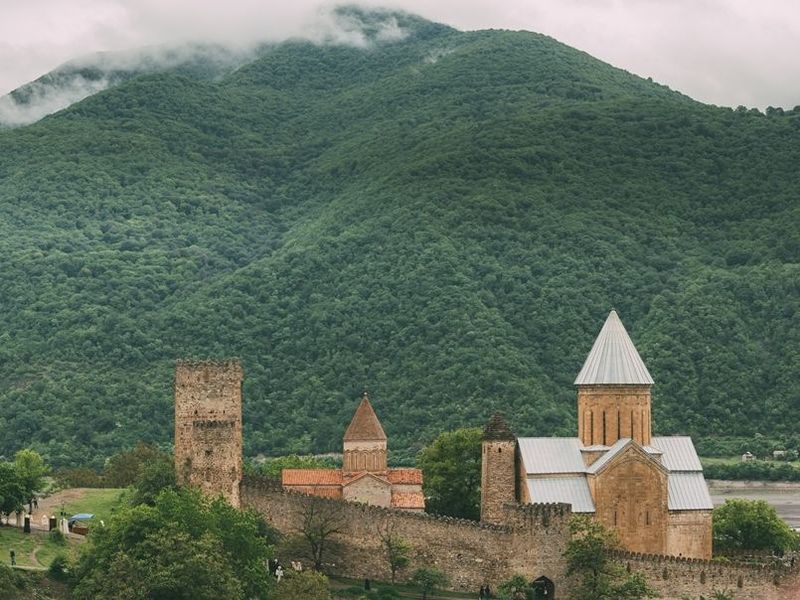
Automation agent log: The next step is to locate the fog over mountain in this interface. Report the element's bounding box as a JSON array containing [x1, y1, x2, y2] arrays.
[[2, 1, 799, 110]]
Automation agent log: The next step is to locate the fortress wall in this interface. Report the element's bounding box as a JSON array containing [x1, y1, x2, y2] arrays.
[[611, 551, 800, 600], [241, 476, 570, 592]]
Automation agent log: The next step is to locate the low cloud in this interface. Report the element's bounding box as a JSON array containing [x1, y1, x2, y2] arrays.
[[0, 76, 110, 128], [0, 1, 798, 114]]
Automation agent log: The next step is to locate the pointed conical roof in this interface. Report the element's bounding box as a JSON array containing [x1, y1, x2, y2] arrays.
[[574, 310, 654, 385], [343, 391, 387, 441], [483, 413, 515, 441]]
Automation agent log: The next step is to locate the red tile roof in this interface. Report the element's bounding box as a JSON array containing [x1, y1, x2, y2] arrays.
[[282, 469, 343, 486], [289, 486, 343, 500], [391, 490, 425, 509], [343, 393, 387, 441], [387, 468, 423, 485]]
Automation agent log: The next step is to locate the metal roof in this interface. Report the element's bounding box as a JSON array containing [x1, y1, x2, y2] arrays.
[[518, 438, 586, 474], [574, 310, 654, 385], [526, 476, 596, 513], [667, 472, 713, 510], [586, 438, 632, 474], [650, 437, 703, 472]]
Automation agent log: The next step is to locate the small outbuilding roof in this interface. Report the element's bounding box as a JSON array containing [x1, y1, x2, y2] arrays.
[[526, 476, 595, 513], [574, 310, 654, 385]]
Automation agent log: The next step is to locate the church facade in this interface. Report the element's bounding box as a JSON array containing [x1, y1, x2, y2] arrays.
[[282, 392, 425, 511], [481, 310, 713, 559]]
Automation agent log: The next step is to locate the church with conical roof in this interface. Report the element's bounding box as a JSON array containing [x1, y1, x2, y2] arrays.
[[481, 310, 713, 559], [282, 391, 425, 510]]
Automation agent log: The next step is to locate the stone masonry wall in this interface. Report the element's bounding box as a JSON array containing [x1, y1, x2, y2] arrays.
[[174, 360, 243, 507], [611, 551, 800, 600], [241, 476, 799, 598], [481, 439, 516, 524], [242, 476, 570, 593]]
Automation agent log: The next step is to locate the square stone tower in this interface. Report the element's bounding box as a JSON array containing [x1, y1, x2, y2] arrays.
[[174, 360, 243, 507]]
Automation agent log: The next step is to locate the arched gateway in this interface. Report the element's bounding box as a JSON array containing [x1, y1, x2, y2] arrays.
[[531, 575, 555, 599]]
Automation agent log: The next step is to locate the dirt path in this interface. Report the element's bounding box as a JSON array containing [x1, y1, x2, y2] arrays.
[[30, 488, 90, 529]]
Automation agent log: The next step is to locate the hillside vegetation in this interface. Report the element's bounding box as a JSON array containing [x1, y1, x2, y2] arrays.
[[0, 8, 798, 468]]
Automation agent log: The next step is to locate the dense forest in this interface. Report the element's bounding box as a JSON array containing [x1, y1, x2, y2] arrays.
[[0, 8, 798, 468]]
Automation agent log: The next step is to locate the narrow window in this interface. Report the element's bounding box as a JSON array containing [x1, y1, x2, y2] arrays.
[[646, 510, 650, 526], [630, 410, 634, 438], [617, 410, 621, 440], [589, 411, 594, 443], [602, 411, 607, 445], [614, 510, 618, 526]]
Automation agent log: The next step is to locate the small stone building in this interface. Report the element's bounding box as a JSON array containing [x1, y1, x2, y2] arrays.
[[482, 310, 713, 559], [282, 392, 425, 511]]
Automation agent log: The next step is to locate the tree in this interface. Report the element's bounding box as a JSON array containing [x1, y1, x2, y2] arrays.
[[297, 501, 344, 570], [498, 575, 530, 600], [104, 443, 166, 487], [378, 523, 411, 583], [411, 567, 449, 600], [13, 449, 49, 506], [417, 428, 482, 519], [564, 516, 656, 600], [130, 454, 177, 506], [72, 488, 272, 599], [0, 463, 25, 518], [713, 499, 799, 553], [275, 570, 332, 600]]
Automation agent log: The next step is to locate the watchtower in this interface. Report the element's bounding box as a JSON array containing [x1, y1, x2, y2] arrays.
[[174, 360, 243, 507], [480, 413, 517, 524]]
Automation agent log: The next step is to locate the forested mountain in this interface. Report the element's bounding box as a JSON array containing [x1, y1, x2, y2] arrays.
[[0, 8, 798, 468]]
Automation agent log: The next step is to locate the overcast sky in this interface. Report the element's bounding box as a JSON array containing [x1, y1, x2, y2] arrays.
[[1, 0, 798, 109]]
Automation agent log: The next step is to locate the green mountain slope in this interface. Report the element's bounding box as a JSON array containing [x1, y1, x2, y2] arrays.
[[0, 8, 798, 467]]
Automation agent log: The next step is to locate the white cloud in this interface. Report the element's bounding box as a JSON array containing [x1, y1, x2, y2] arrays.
[[0, 0, 798, 109]]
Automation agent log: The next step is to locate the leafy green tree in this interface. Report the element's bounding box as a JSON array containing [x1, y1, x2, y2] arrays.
[[13, 449, 49, 506], [565, 516, 657, 600], [0, 463, 25, 518], [498, 574, 530, 600], [130, 454, 177, 506], [378, 523, 411, 583], [275, 570, 331, 600], [104, 443, 167, 487], [411, 567, 449, 600], [72, 488, 272, 599], [417, 428, 482, 520], [245, 455, 337, 479], [713, 499, 799, 553]]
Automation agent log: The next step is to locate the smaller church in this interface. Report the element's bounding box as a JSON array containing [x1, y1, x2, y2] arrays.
[[282, 392, 425, 511], [481, 310, 713, 560]]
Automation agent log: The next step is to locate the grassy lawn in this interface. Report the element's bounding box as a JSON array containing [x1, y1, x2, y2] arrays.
[[701, 456, 800, 467], [56, 488, 125, 524], [0, 527, 75, 570]]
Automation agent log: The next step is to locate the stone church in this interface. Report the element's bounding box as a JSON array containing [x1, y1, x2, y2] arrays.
[[281, 392, 425, 511], [481, 310, 713, 559]]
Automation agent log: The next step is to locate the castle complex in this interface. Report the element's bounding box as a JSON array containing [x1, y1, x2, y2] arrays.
[[174, 312, 799, 598]]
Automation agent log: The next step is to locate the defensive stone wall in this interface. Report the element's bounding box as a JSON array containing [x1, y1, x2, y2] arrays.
[[241, 476, 799, 598], [610, 550, 800, 600], [241, 475, 570, 592]]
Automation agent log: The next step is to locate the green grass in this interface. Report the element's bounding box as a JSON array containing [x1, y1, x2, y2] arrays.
[[701, 456, 800, 467], [0, 527, 74, 569], [57, 488, 125, 524]]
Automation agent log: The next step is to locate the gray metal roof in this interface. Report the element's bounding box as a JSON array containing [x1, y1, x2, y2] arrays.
[[650, 437, 703, 472], [518, 438, 586, 475], [586, 438, 631, 474], [574, 310, 654, 385], [526, 476, 596, 512], [667, 472, 713, 510]]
